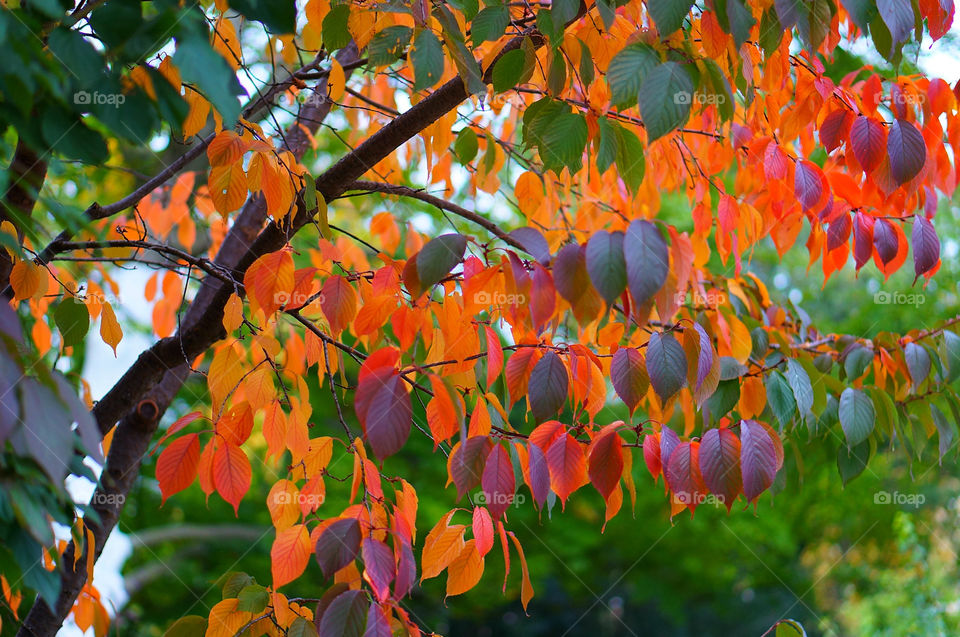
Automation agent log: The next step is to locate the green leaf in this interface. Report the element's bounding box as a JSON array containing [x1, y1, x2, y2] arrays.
[[54, 296, 90, 348], [537, 111, 587, 173], [596, 118, 619, 174], [221, 572, 254, 598], [288, 617, 319, 637], [839, 0, 878, 33], [725, 0, 757, 48], [638, 61, 694, 142], [89, 0, 142, 48], [624, 219, 667, 308], [843, 345, 873, 380], [606, 44, 659, 109], [163, 615, 208, 637], [229, 0, 296, 33], [585, 230, 627, 305], [47, 28, 103, 86], [839, 387, 875, 447], [471, 5, 510, 44], [765, 371, 797, 427], [785, 359, 814, 418], [368, 26, 412, 66], [700, 58, 734, 122], [759, 8, 785, 56], [173, 34, 245, 126], [454, 127, 479, 164], [705, 378, 740, 419], [615, 124, 646, 194], [646, 332, 688, 402], [412, 29, 445, 91], [492, 47, 533, 93], [546, 48, 567, 96], [41, 105, 108, 164], [237, 584, 270, 613], [322, 4, 353, 51], [931, 403, 955, 463], [942, 331, 960, 383], [416, 233, 468, 293], [648, 0, 695, 36], [904, 342, 931, 389], [837, 439, 870, 485]]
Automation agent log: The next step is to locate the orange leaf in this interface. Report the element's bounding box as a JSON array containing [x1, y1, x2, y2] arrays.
[[156, 433, 200, 503], [320, 275, 358, 335], [545, 432, 587, 506], [267, 480, 301, 530], [213, 442, 251, 515], [244, 250, 295, 318], [445, 539, 484, 598], [98, 302, 123, 356], [506, 531, 534, 612], [421, 511, 465, 580], [271, 524, 311, 588]]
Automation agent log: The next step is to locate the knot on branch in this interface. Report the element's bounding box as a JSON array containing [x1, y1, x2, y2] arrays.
[[135, 398, 160, 423]]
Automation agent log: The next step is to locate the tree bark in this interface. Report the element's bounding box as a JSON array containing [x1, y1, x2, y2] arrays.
[[1, 139, 47, 293]]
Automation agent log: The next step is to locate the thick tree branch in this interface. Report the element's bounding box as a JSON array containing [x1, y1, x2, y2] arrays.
[[1, 140, 48, 292]]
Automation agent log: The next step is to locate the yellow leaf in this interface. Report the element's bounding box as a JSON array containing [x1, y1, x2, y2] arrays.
[[328, 59, 346, 102], [446, 539, 484, 597], [421, 511, 465, 580], [348, 10, 377, 50], [223, 293, 243, 332], [0, 220, 18, 259], [205, 599, 252, 637], [183, 90, 211, 138], [99, 302, 123, 356], [157, 55, 181, 89], [211, 16, 242, 70], [10, 260, 45, 301], [208, 343, 245, 410]]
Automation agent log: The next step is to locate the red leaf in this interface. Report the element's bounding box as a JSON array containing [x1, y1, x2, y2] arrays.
[[763, 141, 788, 179], [530, 263, 556, 332], [526, 440, 551, 507], [364, 603, 392, 637], [481, 444, 515, 520], [527, 350, 569, 422], [740, 419, 778, 503], [472, 506, 495, 557], [156, 433, 200, 503], [912, 215, 941, 281], [483, 325, 504, 388], [393, 537, 416, 599], [794, 160, 826, 210], [316, 589, 368, 637], [528, 419, 564, 451], [698, 428, 742, 512], [361, 538, 395, 601], [819, 109, 853, 152], [355, 368, 411, 459], [505, 347, 541, 405], [611, 347, 649, 414], [449, 436, 493, 499], [546, 433, 586, 506], [849, 115, 887, 173], [887, 118, 926, 184], [213, 441, 251, 515], [643, 432, 662, 481], [587, 426, 624, 499], [664, 442, 707, 514], [660, 426, 681, 470], [826, 212, 851, 252], [853, 212, 875, 270], [320, 275, 358, 335], [874, 218, 899, 265], [315, 518, 362, 579]]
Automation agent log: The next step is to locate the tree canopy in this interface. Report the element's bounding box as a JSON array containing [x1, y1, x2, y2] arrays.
[[0, 0, 958, 635]]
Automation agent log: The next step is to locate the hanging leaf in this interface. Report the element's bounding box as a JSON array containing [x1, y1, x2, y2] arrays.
[[849, 115, 887, 173], [527, 350, 569, 422], [887, 118, 926, 184], [355, 368, 412, 459], [646, 332, 688, 401], [624, 219, 669, 309], [839, 387, 876, 447], [912, 216, 940, 280], [638, 61, 695, 142], [740, 420, 778, 503], [481, 444, 515, 520], [698, 427, 741, 511], [610, 347, 649, 414], [415, 233, 468, 294], [314, 518, 362, 579], [585, 230, 627, 305]]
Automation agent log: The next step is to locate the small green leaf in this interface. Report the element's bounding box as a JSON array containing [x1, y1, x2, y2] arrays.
[[606, 44, 659, 109], [236, 584, 270, 613], [54, 296, 90, 348], [837, 439, 870, 485], [322, 4, 352, 51], [163, 615, 208, 637], [765, 371, 797, 427], [839, 387, 875, 447], [416, 233, 468, 293], [648, 0, 695, 36], [471, 5, 509, 44], [229, 0, 297, 33], [454, 127, 479, 164]]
